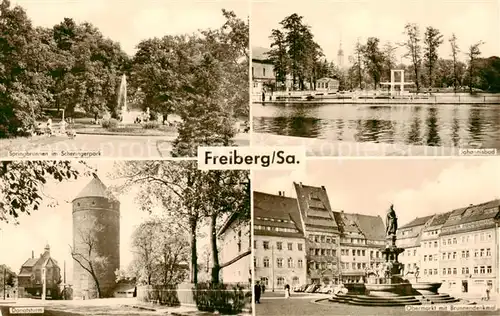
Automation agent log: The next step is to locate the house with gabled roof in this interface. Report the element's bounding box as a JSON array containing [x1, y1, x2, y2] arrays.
[[253, 191, 307, 291], [17, 244, 62, 299]]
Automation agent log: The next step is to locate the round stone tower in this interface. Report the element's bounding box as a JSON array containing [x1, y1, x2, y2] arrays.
[[72, 173, 120, 299]]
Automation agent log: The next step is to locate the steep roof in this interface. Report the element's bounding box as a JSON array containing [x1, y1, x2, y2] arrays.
[[252, 46, 270, 60], [400, 215, 434, 229], [73, 174, 111, 201], [21, 258, 38, 268], [253, 191, 304, 238], [349, 213, 385, 240], [423, 212, 452, 230], [294, 182, 339, 233], [442, 199, 500, 227]]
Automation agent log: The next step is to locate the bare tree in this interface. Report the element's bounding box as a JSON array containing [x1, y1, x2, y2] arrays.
[[70, 218, 109, 298]]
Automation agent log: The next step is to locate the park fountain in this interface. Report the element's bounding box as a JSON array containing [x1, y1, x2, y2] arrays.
[[329, 205, 460, 307], [118, 74, 134, 124]]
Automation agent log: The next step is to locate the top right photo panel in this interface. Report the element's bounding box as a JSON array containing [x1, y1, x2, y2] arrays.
[[251, 0, 500, 157]]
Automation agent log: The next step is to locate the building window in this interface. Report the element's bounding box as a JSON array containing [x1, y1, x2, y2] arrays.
[[413, 250, 417, 256], [263, 241, 269, 250], [287, 258, 293, 268], [352, 263, 356, 269], [277, 258, 283, 268], [448, 268, 451, 274], [254, 241, 257, 249], [487, 266, 492, 274], [452, 268, 457, 275], [298, 259, 303, 268], [466, 250, 469, 258], [424, 255, 427, 262], [254, 257, 257, 268], [314, 236, 319, 242], [473, 267, 478, 274], [424, 269, 427, 275], [486, 248, 491, 256], [434, 241, 438, 247], [288, 243, 293, 251], [362, 250, 365, 256], [263, 257, 270, 267], [263, 68, 266, 77], [261, 277, 268, 286], [326, 249, 331, 256], [443, 268, 446, 275], [277, 277, 284, 286], [475, 249, 478, 257], [357, 249, 361, 256], [480, 249, 484, 257], [321, 236, 326, 243], [321, 249, 326, 256], [315, 249, 319, 256], [442, 253, 446, 260], [292, 276, 299, 285], [357, 263, 361, 269], [298, 243, 303, 251], [429, 269, 432, 275], [465, 267, 469, 274], [453, 238, 457, 244], [277, 242, 283, 250], [480, 266, 485, 274], [452, 252, 456, 259]]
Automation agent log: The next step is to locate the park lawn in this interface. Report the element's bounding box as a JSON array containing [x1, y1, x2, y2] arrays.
[[74, 125, 178, 137]]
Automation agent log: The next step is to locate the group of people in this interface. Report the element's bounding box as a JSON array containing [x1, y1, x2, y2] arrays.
[[254, 281, 291, 304]]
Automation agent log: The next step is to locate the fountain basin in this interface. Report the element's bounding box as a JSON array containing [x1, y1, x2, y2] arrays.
[[344, 283, 366, 294], [365, 283, 413, 297], [411, 282, 441, 295]]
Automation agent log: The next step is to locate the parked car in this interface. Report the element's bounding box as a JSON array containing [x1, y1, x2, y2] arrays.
[[319, 285, 335, 294]]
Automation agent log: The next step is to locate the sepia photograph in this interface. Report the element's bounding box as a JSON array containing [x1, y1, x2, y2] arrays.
[[0, 160, 251, 315], [0, 0, 249, 158], [253, 158, 500, 315], [251, 0, 500, 156]]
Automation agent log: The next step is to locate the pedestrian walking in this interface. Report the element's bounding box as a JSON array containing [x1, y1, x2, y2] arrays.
[[254, 281, 261, 304], [284, 284, 290, 299], [262, 284, 266, 294], [485, 283, 491, 301]]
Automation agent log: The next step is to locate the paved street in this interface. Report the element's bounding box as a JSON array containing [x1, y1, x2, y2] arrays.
[[0, 133, 249, 158], [255, 293, 498, 316]]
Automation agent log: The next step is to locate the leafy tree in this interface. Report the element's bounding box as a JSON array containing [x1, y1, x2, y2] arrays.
[[201, 170, 249, 284], [449, 33, 461, 92], [402, 23, 422, 93], [113, 161, 207, 284], [129, 216, 189, 286], [466, 41, 484, 93], [0, 264, 16, 288], [361, 37, 384, 89], [268, 29, 289, 86], [423, 27, 443, 88], [382, 42, 398, 82], [0, 161, 91, 224], [353, 40, 364, 89]]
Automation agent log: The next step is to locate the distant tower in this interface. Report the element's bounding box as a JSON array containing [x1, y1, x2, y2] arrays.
[[337, 41, 345, 70], [72, 174, 120, 298]]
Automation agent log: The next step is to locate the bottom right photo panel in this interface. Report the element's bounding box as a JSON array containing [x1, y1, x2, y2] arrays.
[[252, 158, 500, 316]]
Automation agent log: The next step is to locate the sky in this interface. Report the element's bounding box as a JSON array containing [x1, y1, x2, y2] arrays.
[[253, 158, 500, 228], [12, 0, 249, 56], [0, 160, 211, 283], [251, 0, 500, 64]]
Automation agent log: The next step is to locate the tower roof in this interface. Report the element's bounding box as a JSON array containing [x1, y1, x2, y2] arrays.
[[73, 173, 111, 201]]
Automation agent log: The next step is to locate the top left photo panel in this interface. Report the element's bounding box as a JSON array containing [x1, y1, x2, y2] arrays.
[[0, 0, 250, 159]]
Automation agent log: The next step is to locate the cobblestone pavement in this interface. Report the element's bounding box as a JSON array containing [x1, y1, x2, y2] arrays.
[[255, 296, 498, 316]]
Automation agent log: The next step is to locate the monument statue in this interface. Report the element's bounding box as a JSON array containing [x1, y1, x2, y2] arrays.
[[386, 204, 398, 236]]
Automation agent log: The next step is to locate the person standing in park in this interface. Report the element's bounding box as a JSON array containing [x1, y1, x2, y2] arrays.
[[254, 281, 261, 304]]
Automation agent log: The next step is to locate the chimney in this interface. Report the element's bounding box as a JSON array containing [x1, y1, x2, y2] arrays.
[[32, 251, 34, 259], [321, 185, 326, 190]]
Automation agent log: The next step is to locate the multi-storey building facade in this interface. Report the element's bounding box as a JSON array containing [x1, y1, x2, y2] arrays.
[[439, 200, 500, 294], [294, 183, 340, 284], [396, 215, 433, 276], [335, 212, 385, 283], [218, 210, 251, 285], [253, 192, 307, 291], [419, 212, 452, 283]]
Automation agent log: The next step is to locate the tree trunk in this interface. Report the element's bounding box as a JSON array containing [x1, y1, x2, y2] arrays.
[[91, 272, 101, 298], [189, 218, 198, 284], [210, 213, 220, 284]]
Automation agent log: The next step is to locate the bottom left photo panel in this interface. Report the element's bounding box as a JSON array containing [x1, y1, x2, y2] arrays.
[[0, 160, 252, 316]]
